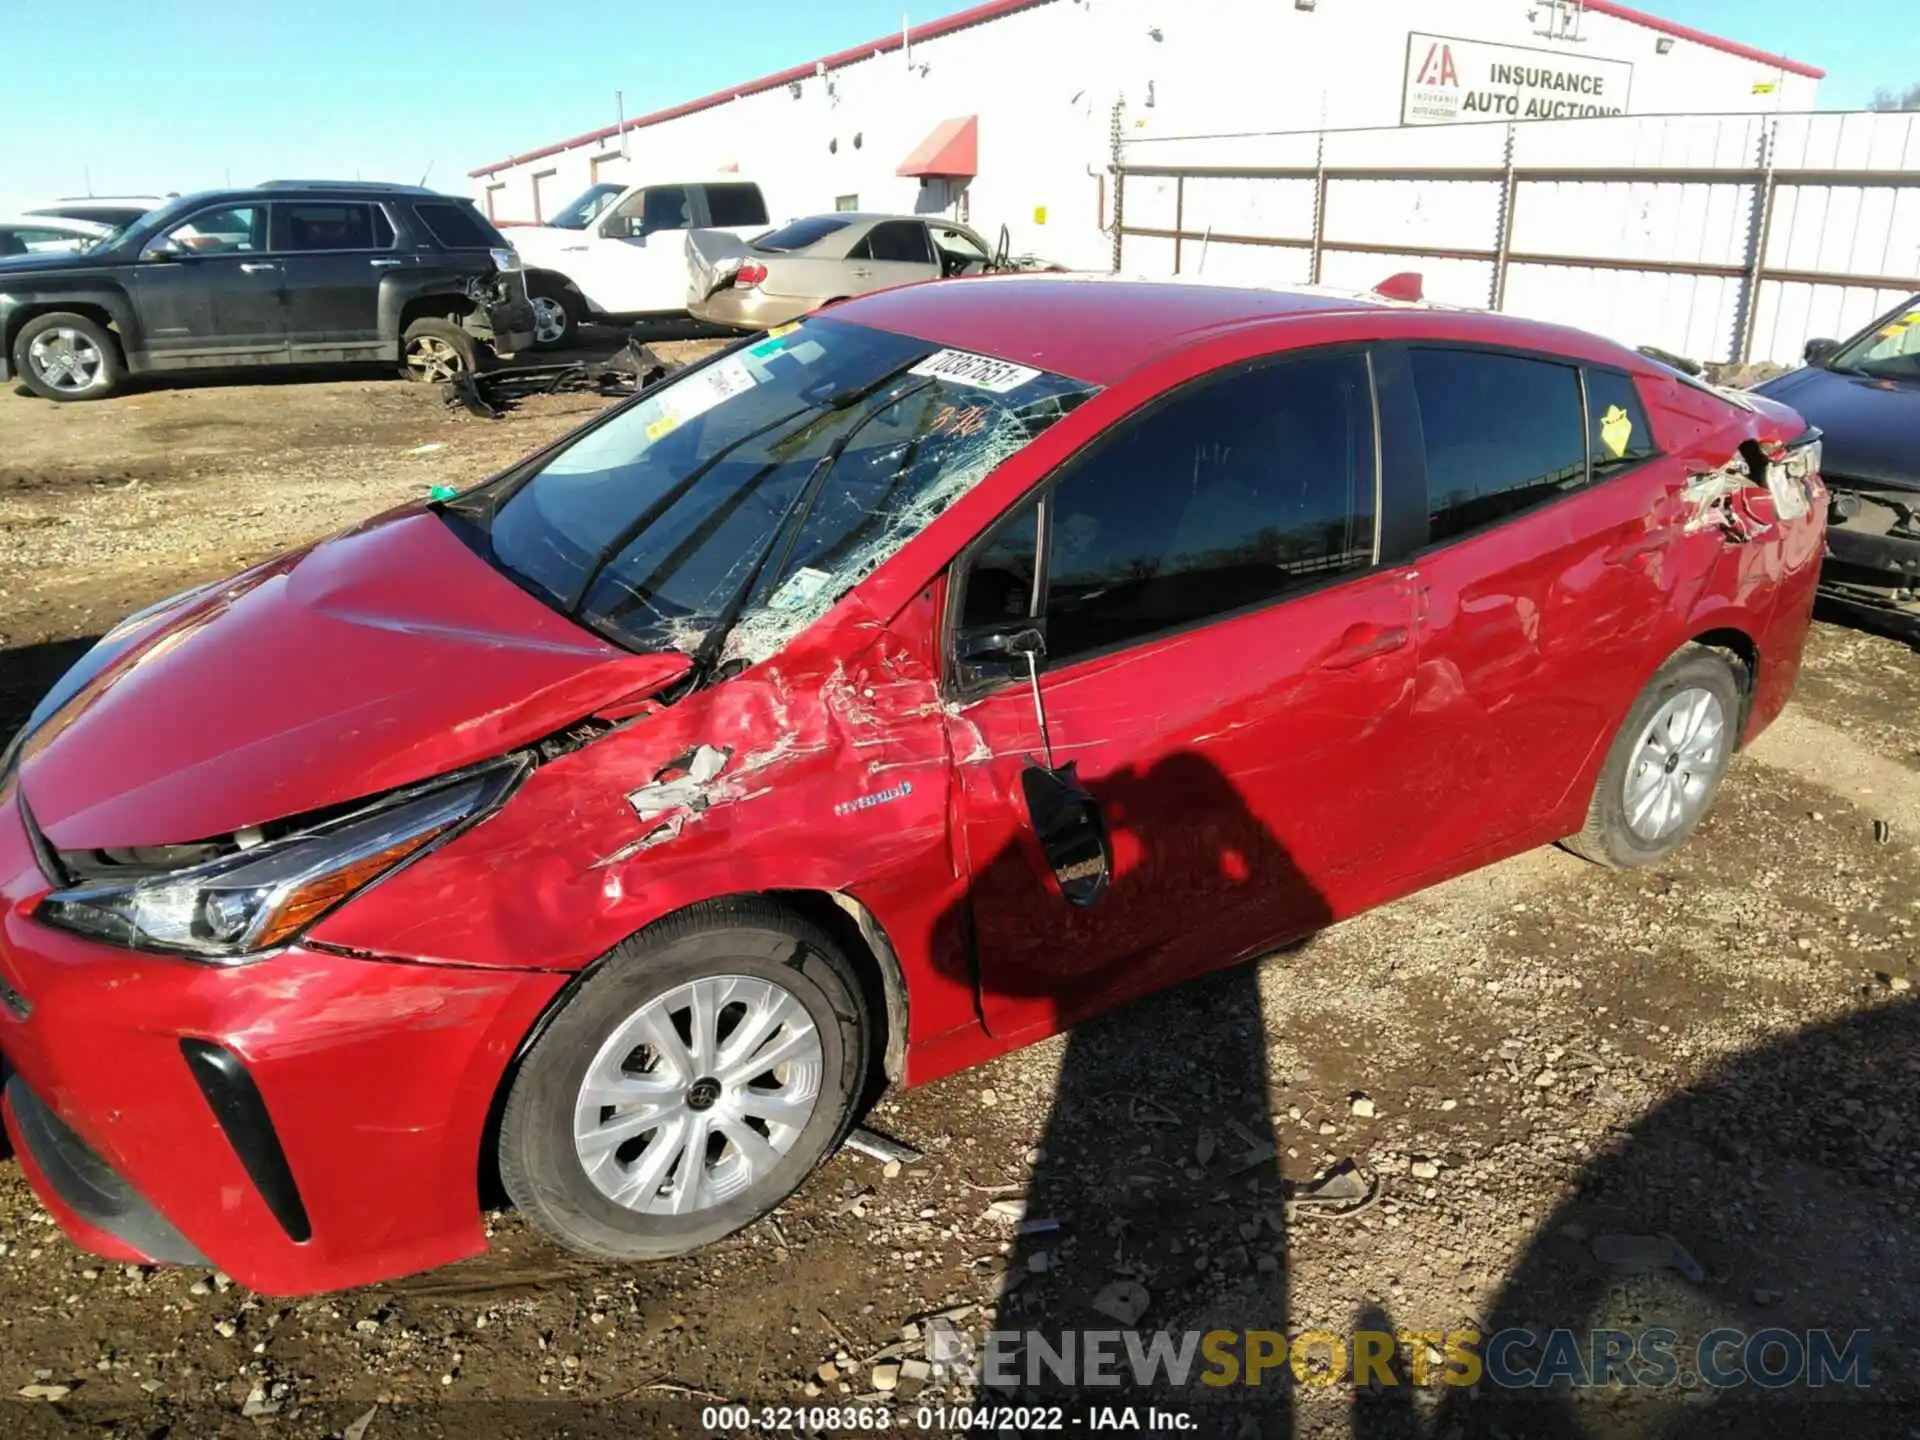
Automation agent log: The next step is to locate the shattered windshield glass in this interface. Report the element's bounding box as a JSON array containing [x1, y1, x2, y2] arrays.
[[441, 318, 1096, 663]]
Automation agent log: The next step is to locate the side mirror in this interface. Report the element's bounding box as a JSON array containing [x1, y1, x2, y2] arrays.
[[140, 241, 188, 261], [954, 625, 1044, 684], [1020, 762, 1111, 907], [1804, 337, 1840, 365]]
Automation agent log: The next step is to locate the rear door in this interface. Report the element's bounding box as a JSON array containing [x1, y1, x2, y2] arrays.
[[845, 221, 940, 295], [944, 347, 1422, 1038], [129, 203, 286, 366], [1382, 345, 1682, 879], [271, 201, 394, 359]]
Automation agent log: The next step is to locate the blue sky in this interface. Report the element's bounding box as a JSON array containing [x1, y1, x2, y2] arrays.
[[2, 0, 1913, 213]]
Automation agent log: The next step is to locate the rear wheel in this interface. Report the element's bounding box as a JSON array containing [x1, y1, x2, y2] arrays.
[[400, 318, 480, 383], [1564, 647, 1743, 868], [497, 900, 870, 1260], [13, 312, 123, 402]]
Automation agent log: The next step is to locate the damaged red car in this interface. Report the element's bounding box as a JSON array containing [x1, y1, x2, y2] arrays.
[[0, 277, 1825, 1294]]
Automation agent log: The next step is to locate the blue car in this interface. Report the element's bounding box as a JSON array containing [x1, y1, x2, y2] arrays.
[[1756, 294, 1920, 637]]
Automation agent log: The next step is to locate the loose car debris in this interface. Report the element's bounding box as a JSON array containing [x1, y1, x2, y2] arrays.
[[844, 1127, 922, 1166], [441, 337, 684, 418], [1591, 1231, 1706, 1283]]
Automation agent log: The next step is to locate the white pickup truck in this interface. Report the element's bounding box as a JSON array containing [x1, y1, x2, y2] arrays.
[[507, 178, 772, 348]]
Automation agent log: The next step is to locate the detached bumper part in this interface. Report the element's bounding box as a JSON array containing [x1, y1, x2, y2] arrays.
[[5, 1075, 207, 1266]]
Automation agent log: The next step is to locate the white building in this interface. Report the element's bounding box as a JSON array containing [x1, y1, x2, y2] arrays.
[[469, 0, 1823, 271]]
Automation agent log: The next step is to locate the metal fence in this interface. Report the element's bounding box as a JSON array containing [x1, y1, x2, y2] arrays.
[[1113, 110, 1920, 366]]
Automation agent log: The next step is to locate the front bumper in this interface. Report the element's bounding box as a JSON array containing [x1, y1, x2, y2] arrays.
[[0, 778, 565, 1295], [1820, 479, 1920, 633]]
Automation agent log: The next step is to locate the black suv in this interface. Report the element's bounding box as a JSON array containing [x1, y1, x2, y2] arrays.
[[0, 181, 537, 402]]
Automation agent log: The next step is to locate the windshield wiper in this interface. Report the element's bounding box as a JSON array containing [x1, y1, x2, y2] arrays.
[[685, 375, 937, 689], [568, 353, 933, 622]]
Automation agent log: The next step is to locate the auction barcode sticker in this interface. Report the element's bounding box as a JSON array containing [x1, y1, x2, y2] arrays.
[[911, 349, 1042, 393]]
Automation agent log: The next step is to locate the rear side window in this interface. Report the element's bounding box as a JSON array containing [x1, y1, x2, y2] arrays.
[[757, 216, 852, 252], [274, 203, 393, 251], [412, 200, 504, 250], [1408, 349, 1587, 544], [1585, 368, 1658, 478], [854, 222, 934, 265], [704, 184, 768, 227], [1037, 351, 1378, 665]]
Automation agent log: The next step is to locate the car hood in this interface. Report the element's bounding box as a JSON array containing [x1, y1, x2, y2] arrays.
[[0, 251, 108, 276], [1753, 365, 1920, 490], [17, 511, 690, 850]]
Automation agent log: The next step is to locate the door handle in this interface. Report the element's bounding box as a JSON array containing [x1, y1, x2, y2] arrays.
[[560, 244, 589, 252], [850, 268, 872, 278], [1318, 623, 1410, 670], [238, 262, 278, 274], [1603, 535, 1667, 565], [369, 258, 402, 268]]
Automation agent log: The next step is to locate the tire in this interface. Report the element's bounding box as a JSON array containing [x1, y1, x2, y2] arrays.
[[400, 317, 481, 384], [526, 277, 577, 350], [1563, 646, 1744, 869], [497, 899, 870, 1261], [12, 312, 123, 402]]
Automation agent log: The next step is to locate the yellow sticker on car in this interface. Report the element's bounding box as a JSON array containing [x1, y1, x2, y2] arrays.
[[645, 415, 679, 442], [1600, 404, 1632, 458], [768, 322, 801, 338]]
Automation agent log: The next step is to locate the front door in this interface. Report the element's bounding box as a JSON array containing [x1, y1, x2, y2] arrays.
[[130, 204, 286, 367], [271, 200, 393, 359], [943, 347, 1420, 1040], [570, 184, 696, 315]]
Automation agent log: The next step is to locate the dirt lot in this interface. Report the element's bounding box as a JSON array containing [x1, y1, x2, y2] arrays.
[[2, 364, 1919, 1438]]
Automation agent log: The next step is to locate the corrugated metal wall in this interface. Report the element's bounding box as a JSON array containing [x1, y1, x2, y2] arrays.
[[1118, 110, 1920, 365]]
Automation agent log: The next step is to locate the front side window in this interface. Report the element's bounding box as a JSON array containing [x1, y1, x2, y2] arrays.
[[1408, 348, 1587, 544], [1585, 368, 1658, 479], [158, 206, 263, 254], [962, 351, 1377, 670], [855, 222, 934, 265], [443, 320, 1096, 665], [274, 203, 392, 252], [612, 186, 691, 238]]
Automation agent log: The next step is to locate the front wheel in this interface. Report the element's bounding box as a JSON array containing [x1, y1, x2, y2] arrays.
[[1563, 646, 1743, 868], [526, 277, 577, 350], [400, 318, 480, 383], [13, 312, 124, 402], [497, 901, 870, 1260]]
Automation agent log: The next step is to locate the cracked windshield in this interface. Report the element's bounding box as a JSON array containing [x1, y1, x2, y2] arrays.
[[443, 318, 1096, 660]]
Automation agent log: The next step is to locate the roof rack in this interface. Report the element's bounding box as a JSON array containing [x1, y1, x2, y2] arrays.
[[255, 180, 438, 194]]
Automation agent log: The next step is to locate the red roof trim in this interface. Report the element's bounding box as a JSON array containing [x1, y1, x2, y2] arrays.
[[469, 0, 1824, 178], [1583, 0, 1824, 79], [467, 0, 1048, 177]]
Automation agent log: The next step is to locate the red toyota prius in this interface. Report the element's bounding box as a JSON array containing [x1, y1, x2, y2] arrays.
[[0, 277, 1825, 1294]]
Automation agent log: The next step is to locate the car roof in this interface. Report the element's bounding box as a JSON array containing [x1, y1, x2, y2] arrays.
[[832, 273, 1647, 386]]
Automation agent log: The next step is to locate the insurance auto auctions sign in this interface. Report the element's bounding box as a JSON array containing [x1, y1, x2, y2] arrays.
[[1402, 32, 1633, 125]]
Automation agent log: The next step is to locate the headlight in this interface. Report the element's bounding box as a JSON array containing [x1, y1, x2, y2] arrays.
[[490, 246, 522, 273], [36, 762, 521, 962]]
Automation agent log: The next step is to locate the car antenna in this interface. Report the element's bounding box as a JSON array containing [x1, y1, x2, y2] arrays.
[[419, 161, 435, 189]]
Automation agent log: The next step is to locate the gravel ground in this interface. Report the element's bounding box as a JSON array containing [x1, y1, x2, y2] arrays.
[[0, 364, 1916, 1438]]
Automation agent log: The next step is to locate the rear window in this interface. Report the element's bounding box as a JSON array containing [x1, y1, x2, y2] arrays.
[[1585, 369, 1658, 478], [411, 200, 505, 250], [705, 184, 769, 228], [757, 216, 852, 252]]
